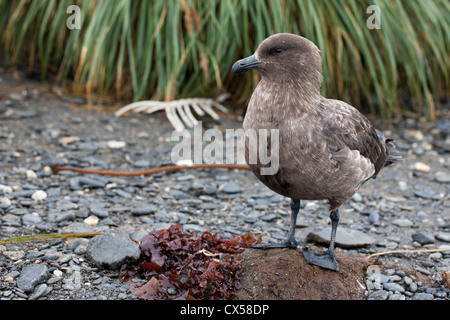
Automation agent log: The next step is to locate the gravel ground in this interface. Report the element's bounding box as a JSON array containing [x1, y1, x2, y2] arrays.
[[0, 69, 449, 300]]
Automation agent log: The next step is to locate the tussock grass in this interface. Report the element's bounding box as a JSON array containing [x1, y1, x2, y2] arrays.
[[1, 0, 448, 120]]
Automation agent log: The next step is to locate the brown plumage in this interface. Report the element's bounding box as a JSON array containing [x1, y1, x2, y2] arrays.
[[232, 33, 402, 271]]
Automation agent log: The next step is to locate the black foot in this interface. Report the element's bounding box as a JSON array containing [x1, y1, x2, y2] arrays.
[[250, 239, 299, 250], [302, 247, 339, 272]]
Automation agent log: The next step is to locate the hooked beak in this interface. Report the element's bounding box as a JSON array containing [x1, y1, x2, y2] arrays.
[[231, 54, 264, 75]]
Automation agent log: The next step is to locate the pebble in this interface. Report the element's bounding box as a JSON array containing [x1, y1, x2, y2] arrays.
[[89, 202, 109, 218], [392, 218, 413, 228], [434, 171, 450, 183], [2, 250, 26, 261], [28, 283, 48, 300], [413, 162, 430, 172], [220, 182, 242, 194], [382, 194, 406, 202], [412, 293, 434, 300], [409, 282, 418, 292], [306, 227, 375, 248], [414, 188, 437, 199], [0, 197, 12, 209], [22, 213, 43, 225], [388, 293, 405, 300], [86, 229, 141, 269], [133, 159, 150, 168], [436, 232, 450, 243], [79, 177, 108, 188], [367, 290, 389, 300], [84, 215, 99, 226], [59, 136, 80, 145], [31, 190, 47, 201], [383, 282, 405, 293], [106, 140, 126, 149], [368, 210, 380, 226], [0, 184, 13, 194], [412, 232, 435, 245], [130, 204, 158, 216], [17, 264, 50, 293]]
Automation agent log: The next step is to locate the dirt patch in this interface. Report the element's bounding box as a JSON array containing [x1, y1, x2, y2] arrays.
[[235, 247, 368, 300]]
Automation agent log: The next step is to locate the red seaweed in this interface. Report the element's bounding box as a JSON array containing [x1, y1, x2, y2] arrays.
[[120, 224, 261, 300]]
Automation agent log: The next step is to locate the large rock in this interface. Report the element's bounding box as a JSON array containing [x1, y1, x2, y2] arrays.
[[306, 227, 375, 249], [86, 229, 141, 270]]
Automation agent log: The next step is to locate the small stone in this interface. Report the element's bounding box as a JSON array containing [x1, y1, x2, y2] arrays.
[[368, 211, 380, 226], [367, 290, 389, 300], [17, 264, 50, 293], [221, 182, 242, 194], [31, 190, 47, 202], [2, 250, 26, 261], [434, 171, 450, 183], [28, 283, 48, 300], [352, 193, 363, 202], [388, 275, 402, 282], [388, 293, 405, 300], [412, 292, 434, 300], [167, 288, 178, 295], [392, 218, 413, 228], [107, 140, 126, 148], [436, 232, 450, 242], [89, 203, 109, 218], [412, 232, 435, 245], [409, 283, 418, 292], [383, 282, 405, 293], [59, 136, 80, 145], [414, 188, 437, 199], [84, 215, 99, 226], [79, 177, 107, 188], [176, 174, 195, 181], [22, 213, 43, 225], [434, 290, 447, 298], [183, 224, 206, 233], [2, 213, 21, 226], [53, 270, 63, 277], [404, 129, 424, 141], [403, 276, 413, 285], [382, 194, 406, 202], [261, 213, 277, 222], [0, 197, 12, 209], [413, 162, 430, 173], [0, 184, 13, 194], [60, 222, 96, 234], [306, 227, 375, 248], [429, 252, 442, 261], [414, 212, 427, 219], [395, 270, 405, 277], [384, 269, 396, 276], [58, 253, 73, 264], [86, 229, 140, 269], [131, 204, 158, 216], [133, 159, 150, 168], [415, 266, 431, 275], [26, 170, 37, 180]]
